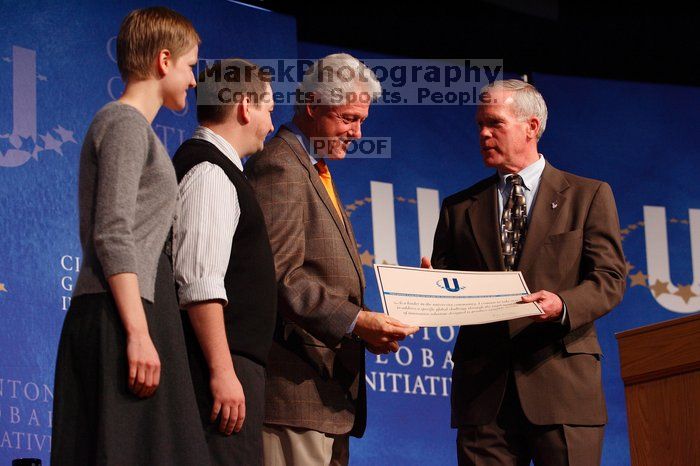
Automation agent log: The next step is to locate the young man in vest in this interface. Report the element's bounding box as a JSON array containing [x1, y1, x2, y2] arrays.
[[171, 59, 276, 466]]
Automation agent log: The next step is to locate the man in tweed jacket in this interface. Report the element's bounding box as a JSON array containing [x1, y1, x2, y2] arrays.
[[245, 54, 418, 465]]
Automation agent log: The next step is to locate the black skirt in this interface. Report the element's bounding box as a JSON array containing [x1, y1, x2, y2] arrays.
[[51, 252, 210, 466]]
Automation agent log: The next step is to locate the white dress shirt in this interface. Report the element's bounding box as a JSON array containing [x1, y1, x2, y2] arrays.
[[497, 154, 546, 222], [172, 126, 242, 307]]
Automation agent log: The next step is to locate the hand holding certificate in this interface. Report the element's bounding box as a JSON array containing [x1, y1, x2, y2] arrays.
[[374, 264, 544, 327]]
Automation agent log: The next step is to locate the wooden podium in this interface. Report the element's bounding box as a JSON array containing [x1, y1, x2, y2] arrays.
[[616, 313, 700, 465]]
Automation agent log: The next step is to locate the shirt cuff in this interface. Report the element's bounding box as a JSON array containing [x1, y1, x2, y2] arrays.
[[97, 246, 138, 279], [560, 302, 568, 326], [347, 308, 361, 334], [177, 277, 228, 308]]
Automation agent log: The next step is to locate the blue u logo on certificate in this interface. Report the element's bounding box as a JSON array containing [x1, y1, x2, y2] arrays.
[[437, 277, 465, 292]]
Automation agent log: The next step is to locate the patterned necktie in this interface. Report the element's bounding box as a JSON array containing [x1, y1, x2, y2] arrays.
[[501, 174, 527, 270], [315, 159, 345, 224]]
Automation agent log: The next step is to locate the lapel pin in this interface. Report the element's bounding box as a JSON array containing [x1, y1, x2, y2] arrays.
[[551, 201, 558, 209]]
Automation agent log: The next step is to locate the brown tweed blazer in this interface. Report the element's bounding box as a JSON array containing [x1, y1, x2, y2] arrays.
[[244, 126, 367, 436], [431, 162, 626, 427]]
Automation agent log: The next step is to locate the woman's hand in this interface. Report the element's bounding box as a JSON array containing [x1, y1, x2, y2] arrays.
[[126, 331, 161, 398]]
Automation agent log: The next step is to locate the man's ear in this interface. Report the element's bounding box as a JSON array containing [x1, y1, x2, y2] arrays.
[[527, 116, 541, 140], [156, 49, 172, 78], [238, 97, 251, 125], [306, 104, 316, 119], [305, 92, 320, 119]]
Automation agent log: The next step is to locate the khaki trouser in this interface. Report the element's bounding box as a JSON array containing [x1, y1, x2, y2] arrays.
[[262, 424, 349, 466]]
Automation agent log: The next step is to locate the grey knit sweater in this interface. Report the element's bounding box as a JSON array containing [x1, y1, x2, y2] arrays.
[[74, 101, 177, 303]]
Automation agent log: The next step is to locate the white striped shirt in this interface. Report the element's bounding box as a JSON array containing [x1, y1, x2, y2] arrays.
[[172, 126, 242, 307]]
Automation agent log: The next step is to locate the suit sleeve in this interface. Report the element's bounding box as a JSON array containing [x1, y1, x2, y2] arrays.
[[557, 182, 627, 331], [246, 152, 359, 348], [431, 199, 456, 270]]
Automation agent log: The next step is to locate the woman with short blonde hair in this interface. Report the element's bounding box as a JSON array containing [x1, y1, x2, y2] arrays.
[[51, 7, 209, 465]]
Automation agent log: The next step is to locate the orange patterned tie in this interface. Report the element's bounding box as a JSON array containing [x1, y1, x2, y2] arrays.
[[315, 159, 345, 224]]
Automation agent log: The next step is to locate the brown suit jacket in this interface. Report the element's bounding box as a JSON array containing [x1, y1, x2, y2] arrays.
[[245, 126, 367, 436], [431, 162, 626, 427]]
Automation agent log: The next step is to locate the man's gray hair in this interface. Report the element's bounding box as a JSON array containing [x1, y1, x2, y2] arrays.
[[295, 53, 382, 113], [482, 79, 548, 139]]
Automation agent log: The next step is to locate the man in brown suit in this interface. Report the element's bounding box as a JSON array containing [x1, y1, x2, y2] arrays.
[[426, 79, 626, 465], [245, 53, 418, 466]]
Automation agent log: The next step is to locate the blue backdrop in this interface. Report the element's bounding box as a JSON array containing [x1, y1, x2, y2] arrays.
[[2, 2, 699, 464]]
